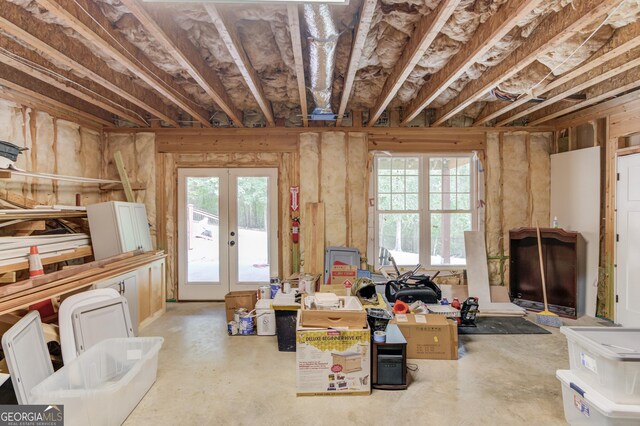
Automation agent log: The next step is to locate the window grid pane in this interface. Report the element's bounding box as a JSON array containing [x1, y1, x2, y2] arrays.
[[428, 156, 472, 212], [376, 157, 420, 212]]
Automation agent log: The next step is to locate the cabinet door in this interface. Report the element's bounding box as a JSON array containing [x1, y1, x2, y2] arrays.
[[121, 276, 139, 336], [150, 260, 165, 315], [133, 204, 153, 251], [115, 203, 139, 252], [137, 265, 151, 326]]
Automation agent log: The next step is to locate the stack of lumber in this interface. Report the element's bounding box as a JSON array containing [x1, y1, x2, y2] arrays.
[[0, 251, 164, 315], [0, 234, 92, 273]]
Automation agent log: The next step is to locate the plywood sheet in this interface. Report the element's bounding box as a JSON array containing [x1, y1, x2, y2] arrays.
[[551, 147, 601, 317], [464, 231, 492, 307], [303, 202, 325, 283], [320, 132, 347, 247]]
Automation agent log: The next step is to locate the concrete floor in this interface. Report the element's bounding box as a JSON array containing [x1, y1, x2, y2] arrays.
[[126, 302, 607, 426]]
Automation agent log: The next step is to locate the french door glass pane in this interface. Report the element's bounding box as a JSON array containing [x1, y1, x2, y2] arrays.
[[431, 213, 472, 265], [186, 177, 220, 282], [237, 177, 270, 282], [379, 213, 419, 265]]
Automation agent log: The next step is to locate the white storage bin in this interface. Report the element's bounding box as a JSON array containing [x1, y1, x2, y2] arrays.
[[31, 337, 163, 426], [557, 370, 640, 426], [255, 299, 276, 336], [561, 327, 640, 404]]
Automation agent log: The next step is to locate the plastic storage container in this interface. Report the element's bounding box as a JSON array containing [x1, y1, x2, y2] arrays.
[[255, 299, 276, 336], [561, 327, 640, 404], [557, 370, 640, 426], [31, 337, 163, 426]]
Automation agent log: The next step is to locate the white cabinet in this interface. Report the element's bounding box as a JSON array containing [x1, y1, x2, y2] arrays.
[[87, 201, 153, 260], [93, 272, 139, 335]]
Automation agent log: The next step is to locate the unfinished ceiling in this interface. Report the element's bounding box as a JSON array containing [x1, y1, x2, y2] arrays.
[[0, 0, 639, 128]]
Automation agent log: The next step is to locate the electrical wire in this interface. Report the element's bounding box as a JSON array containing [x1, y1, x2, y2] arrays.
[[0, 47, 150, 126], [70, 0, 208, 114], [520, 0, 629, 100]]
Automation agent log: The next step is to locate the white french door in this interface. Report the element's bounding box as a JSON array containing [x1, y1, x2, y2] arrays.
[[177, 168, 278, 300], [616, 154, 640, 326]]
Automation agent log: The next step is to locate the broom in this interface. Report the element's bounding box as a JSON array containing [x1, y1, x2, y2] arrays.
[[535, 224, 562, 328]]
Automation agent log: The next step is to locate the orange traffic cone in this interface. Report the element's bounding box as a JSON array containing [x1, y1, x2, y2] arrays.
[[28, 245, 44, 278]]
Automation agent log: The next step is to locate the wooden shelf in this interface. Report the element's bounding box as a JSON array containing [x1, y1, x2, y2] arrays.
[[0, 212, 87, 220], [0, 245, 93, 274]]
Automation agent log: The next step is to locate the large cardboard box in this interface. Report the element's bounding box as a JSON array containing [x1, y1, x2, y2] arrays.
[[296, 311, 371, 396], [224, 291, 258, 322], [322, 265, 357, 295], [391, 314, 458, 360]]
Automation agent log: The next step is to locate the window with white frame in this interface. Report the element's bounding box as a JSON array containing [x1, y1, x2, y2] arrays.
[[374, 154, 478, 268]]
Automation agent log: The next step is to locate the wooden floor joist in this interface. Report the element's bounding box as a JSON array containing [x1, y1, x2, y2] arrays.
[[400, 0, 547, 126], [478, 21, 640, 126], [204, 5, 275, 127], [0, 65, 113, 127], [119, 0, 244, 127], [368, 0, 461, 127], [498, 47, 640, 126], [528, 67, 640, 125], [288, 5, 309, 128], [0, 36, 148, 127], [331, 0, 377, 127], [0, 0, 181, 127], [430, 0, 622, 126], [34, 0, 212, 127]]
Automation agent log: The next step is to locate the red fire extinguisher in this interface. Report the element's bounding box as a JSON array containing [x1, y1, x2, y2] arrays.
[[292, 217, 300, 243]]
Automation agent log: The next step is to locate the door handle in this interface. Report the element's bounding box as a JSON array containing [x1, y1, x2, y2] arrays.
[[229, 241, 236, 246], [230, 231, 236, 237]]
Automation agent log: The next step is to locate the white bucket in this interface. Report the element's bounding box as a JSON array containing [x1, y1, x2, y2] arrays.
[[255, 299, 276, 336]]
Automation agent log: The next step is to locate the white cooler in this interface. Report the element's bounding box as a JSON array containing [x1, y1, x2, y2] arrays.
[[255, 299, 276, 336], [561, 327, 640, 404], [557, 370, 640, 426]]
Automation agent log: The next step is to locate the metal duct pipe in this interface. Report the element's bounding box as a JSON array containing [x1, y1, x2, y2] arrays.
[[303, 4, 339, 116]]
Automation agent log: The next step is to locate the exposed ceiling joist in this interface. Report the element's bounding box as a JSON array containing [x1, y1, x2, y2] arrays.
[[287, 5, 308, 128], [34, 0, 212, 127], [475, 20, 640, 126], [497, 47, 640, 126], [528, 65, 640, 125], [431, 0, 623, 126], [204, 5, 275, 127], [0, 63, 113, 127], [336, 0, 377, 127], [0, 0, 180, 127], [119, 1, 244, 127], [368, 0, 461, 127], [0, 36, 148, 127], [400, 0, 545, 126], [551, 90, 640, 128]]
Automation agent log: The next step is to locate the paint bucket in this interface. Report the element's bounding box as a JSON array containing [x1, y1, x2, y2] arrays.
[[300, 274, 316, 295], [373, 331, 387, 343], [259, 286, 271, 299], [270, 283, 281, 299], [239, 313, 254, 335], [234, 308, 247, 324], [228, 321, 238, 336]]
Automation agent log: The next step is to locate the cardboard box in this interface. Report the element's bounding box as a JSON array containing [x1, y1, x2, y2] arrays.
[[224, 291, 258, 322], [391, 314, 458, 360], [300, 295, 367, 329], [329, 264, 357, 286], [296, 311, 371, 396]]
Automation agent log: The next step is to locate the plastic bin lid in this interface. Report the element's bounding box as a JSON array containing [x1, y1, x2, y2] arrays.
[[557, 370, 640, 419], [1, 311, 53, 404], [560, 327, 640, 361], [72, 296, 133, 354]]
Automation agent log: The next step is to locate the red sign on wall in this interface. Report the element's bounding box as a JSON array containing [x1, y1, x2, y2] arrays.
[[290, 186, 299, 212]]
